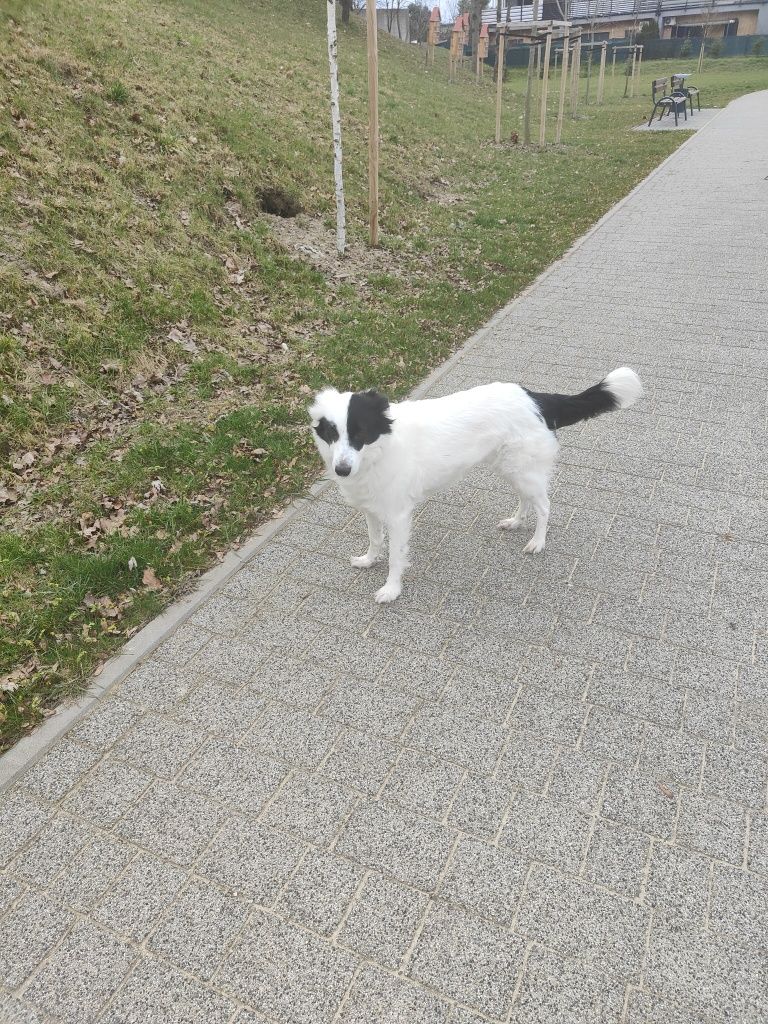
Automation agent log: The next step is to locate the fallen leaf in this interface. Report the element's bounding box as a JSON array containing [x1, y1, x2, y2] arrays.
[[657, 783, 675, 800], [128, 556, 138, 570], [0, 486, 19, 505], [142, 567, 163, 590]]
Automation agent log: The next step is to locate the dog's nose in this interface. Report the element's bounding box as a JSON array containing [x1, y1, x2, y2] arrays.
[[335, 463, 351, 477]]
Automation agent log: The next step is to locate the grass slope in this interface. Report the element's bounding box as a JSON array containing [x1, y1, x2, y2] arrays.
[[1, 0, 767, 748]]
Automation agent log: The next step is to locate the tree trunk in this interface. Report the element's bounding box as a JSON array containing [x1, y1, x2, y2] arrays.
[[326, 0, 346, 255], [469, 0, 484, 56], [341, 0, 352, 27]]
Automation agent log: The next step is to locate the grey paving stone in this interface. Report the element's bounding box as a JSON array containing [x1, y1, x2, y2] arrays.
[[584, 818, 650, 898], [517, 650, 594, 700], [93, 851, 187, 941], [502, 790, 593, 873], [438, 836, 528, 926], [0, 891, 73, 988], [550, 620, 631, 668], [378, 649, 454, 700], [408, 705, 509, 775], [625, 989, 714, 1024], [0, 875, 24, 915], [0, 791, 50, 868], [444, 628, 528, 677], [509, 685, 588, 746], [245, 703, 340, 769], [183, 593, 254, 636], [178, 740, 287, 816], [218, 910, 358, 1021], [147, 877, 250, 979], [338, 872, 428, 969], [645, 843, 711, 922], [409, 902, 526, 1017], [254, 653, 336, 709], [0, 993, 51, 1024], [516, 864, 649, 979], [171, 679, 267, 739], [438, 667, 519, 726], [637, 725, 705, 787], [312, 627, 396, 680], [10, 814, 91, 887], [602, 766, 678, 839], [580, 707, 646, 764], [683, 689, 735, 744], [513, 945, 625, 1024], [261, 773, 357, 846], [676, 792, 747, 865], [114, 781, 228, 866], [321, 729, 400, 795], [277, 849, 363, 936], [68, 698, 141, 750], [625, 636, 679, 682], [447, 775, 512, 840], [709, 863, 768, 944], [300, 586, 378, 632], [673, 649, 739, 697], [196, 817, 305, 902], [496, 729, 559, 792], [749, 811, 768, 875], [113, 714, 204, 778], [335, 801, 456, 891], [700, 743, 768, 809], [116, 660, 193, 712], [549, 749, 607, 813], [151, 620, 213, 666], [318, 679, 420, 741], [185, 635, 270, 686], [382, 749, 464, 819], [23, 921, 135, 1024], [62, 757, 152, 827], [646, 918, 768, 1022], [101, 956, 237, 1024], [54, 835, 135, 912], [589, 668, 684, 729], [338, 963, 451, 1024], [19, 741, 101, 803]]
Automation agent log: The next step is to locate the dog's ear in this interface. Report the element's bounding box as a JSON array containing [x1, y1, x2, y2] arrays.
[[347, 389, 393, 448], [308, 387, 338, 423]]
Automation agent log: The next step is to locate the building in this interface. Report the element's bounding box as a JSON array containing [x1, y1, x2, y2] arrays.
[[481, 1, 768, 39]]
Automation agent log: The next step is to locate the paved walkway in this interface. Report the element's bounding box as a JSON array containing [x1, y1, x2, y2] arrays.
[[2, 92, 768, 1024]]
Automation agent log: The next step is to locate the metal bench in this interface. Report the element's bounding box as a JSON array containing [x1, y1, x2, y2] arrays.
[[672, 73, 701, 115], [648, 77, 688, 127]]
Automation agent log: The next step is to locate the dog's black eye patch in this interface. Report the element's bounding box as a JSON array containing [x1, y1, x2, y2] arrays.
[[314, 417, 339, 445], [346, 389, 392, 450]]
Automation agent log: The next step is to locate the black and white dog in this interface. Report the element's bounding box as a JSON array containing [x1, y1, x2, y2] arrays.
[[310, 368, 642, 603]]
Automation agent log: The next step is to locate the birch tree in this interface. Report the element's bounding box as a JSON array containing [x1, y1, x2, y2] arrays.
[[326, 1, 346, 255]]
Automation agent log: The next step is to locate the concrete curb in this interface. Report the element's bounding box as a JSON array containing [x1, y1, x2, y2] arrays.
[[0, 102, 725, 794]]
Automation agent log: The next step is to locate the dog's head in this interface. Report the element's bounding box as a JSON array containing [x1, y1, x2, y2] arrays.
[[309, 388, 392, 479]]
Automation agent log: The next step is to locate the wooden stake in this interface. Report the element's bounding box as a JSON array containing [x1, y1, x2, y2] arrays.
[[636, 44, 643, 93], [326, 0, 345, 256], [538, 30, 552, 148], [629, 45, 636, 98], [570, 37, 581, 117], [523, 40, 536, 145], [555, 26, 570, 144], [366, 0, 379, 247], [495, 28, 506, 143], [597, 40, 607, 104]]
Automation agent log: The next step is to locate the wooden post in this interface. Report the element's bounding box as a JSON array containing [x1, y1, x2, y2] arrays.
[[635, 44, 643, 93], [597, 40, 607, 104], [427, 6, 439, 68], [555, 25, 570, 144], [326, 0, 345, 256], [495, 27, 506, 143], [538, 29, 552, 148], [477, 26, 488, 83], [366, 1, 379, 247], [523, 41, 536, 145]]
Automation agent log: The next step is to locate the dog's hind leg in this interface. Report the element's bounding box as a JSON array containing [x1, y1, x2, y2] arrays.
[[498, 499, 529, 531], [521, 483, 550, 554], [498, 433, 556, 554], [351, 512, 385, 568], [375, 512, 412, 603]]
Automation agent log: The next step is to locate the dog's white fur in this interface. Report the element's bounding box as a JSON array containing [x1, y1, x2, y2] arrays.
[[310, 368, 642, 603]]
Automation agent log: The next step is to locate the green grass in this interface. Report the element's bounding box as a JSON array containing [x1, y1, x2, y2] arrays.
[[1, 0, 767, 749]]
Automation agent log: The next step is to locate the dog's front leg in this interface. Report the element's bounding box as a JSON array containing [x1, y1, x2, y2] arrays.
[[351, 512, 385, 569], [375, 512, 412, 604]]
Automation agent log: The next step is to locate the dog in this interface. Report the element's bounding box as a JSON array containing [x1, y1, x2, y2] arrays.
[[309, 368, 642, 603]]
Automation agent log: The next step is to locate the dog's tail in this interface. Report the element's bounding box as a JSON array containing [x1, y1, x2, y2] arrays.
[[525, 367, 643, 431]]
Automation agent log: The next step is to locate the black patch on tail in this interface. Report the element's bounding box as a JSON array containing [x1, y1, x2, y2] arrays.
[[346, 390, 392, 450], [524, 381, 618, 431]]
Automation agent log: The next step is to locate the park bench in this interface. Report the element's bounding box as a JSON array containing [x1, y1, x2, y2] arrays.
[[672, 73, 702, 114], [648, 78, 688, 127]]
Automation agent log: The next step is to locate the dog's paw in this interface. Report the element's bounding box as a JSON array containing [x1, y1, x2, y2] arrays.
[[351, 553, 379, 569], [375, 583, 401, 604], [498, 516, 524, 531], [522, 537, 545, 555]]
